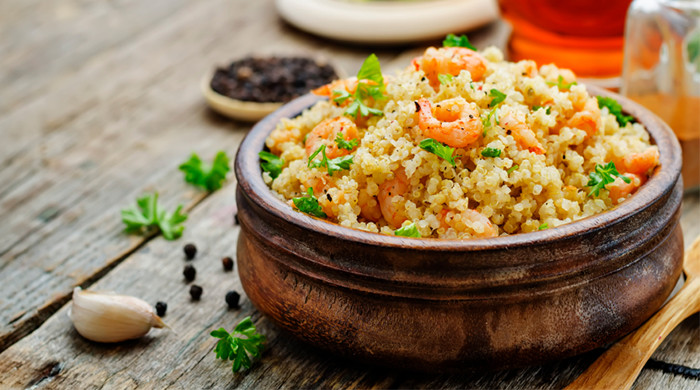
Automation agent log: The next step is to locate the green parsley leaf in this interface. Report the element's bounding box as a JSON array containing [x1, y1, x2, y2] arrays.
[[292, 187, 327, 218], [586, 161, 631, 197], [308, 145, 354, 175], [340, 54, 386, 119], [546, 75, 577, 90], [596, 96, 635, 127], [533, 105, 552, 115], [489, 89, 507, 107], [334, 133, 359, 151], [211, 316, 266, 373], [420, 138, 456, 167], [395, 222, 421, 238], [507, 165, 519, 174], [438, 73, 454, 85], [179, 151, 231, 192], [332, 89, 352, 105], [538, 222, 549, 230], [481, 106, 500, 134], [307, 144, 326, 169], [688, 31, 700, 68], [443, 33, 477, 51], [481, 147, 502, 158], [121, 193, 187, 240], [258, 151, 284, 179]]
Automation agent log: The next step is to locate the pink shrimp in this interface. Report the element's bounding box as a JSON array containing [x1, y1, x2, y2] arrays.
[[438, 209, 497, 238], [412, 46, 487, 90], [567, 97, 601, 137], [311, 78, 359, 98], [606, 173, 645, 205], [377, 169, 410, 229], [618, 148, 659, 176], [415, 97, 482, 148], [500, 109, 545, 155], [305, 116, 359, 159]]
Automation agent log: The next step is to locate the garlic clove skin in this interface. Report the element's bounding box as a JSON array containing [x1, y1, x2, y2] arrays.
[[70, 287, 166, 343]]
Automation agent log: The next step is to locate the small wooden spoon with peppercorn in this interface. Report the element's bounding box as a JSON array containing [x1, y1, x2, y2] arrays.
[[566, 235, 700, 390]]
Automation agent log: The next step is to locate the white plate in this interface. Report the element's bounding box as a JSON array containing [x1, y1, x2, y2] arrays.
[[275, 0, 499, 44]]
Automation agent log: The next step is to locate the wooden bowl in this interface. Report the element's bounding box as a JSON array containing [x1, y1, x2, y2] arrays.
[[234, 86, 684, 371]]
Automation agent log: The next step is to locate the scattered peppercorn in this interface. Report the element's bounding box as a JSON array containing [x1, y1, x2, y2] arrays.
[[183, 264, 196, 282], [155, 301, 167, 317], [189, 285, 203, 300], [225, 291, 241, 309], [234, 213, 239, 225], [222, 256, 234, 271], [183, 243, 197, 260]]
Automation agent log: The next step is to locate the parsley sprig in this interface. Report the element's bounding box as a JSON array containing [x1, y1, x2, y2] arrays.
[[211, 316, 266, 373], [587, 161, 631, 197], [482, 89, 507, 132], [307, 145, 354, 175], [547, 75, 577, 90], [481, 147, 502, 158], [420, 138, 456, 167], [443, 33, 477, 51], [333, 54, 385, 119], [596, 96, 634, 127], [292, 187, 327, 218], [121, 193, 187, 240], [334, 133, 359, 151], [259, 151, 284, 179], [179, 151, 230, 192], [395, 222, 421, 238]]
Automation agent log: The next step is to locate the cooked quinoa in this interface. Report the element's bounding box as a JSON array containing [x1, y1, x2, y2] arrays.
[[261, 45, 658, 239]]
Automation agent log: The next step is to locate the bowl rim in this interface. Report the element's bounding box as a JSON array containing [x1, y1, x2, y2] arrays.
[[235, 85, 682, 252]]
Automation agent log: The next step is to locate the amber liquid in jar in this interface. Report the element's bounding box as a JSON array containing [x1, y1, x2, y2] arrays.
[[499, 0, 633, 78]]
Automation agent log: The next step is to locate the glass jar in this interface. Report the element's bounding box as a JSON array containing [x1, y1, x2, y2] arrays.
[[621, 0, 700, 190]]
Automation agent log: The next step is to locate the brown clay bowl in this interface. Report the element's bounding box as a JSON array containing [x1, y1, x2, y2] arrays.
[[234, 85, 683, 372]]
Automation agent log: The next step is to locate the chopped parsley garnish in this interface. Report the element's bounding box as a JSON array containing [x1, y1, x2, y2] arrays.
[[532, 105, 552, 115], [547, 75, 577, 90], [419, 138, 456, 167], [211, 316, 266, 373], [538, 223, 549, 230], [481, 147, 502, 158], [688, 31, 700, 67], [596, 96, 634, 127], [258, 151, 284, 179], [443, 33, 477, 51], [488, 89, 507, 107], [307, 145, 354, 175], [507, 165, 519, 174], [121, 193, 187, 240], [292, 187, 327, 218], [179, 151, 230, 192], [334, 133, 359, 151], [395, 222, 421, 238], [587, 161, 631, 197], [438, 73, 454, 85], [333, 54, 385, 119]]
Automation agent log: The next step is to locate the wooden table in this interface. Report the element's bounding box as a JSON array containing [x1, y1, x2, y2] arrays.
[[1, 1, 698, 388]]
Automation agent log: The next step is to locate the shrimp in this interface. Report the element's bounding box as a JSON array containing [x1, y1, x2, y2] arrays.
[[438, 209, 497, 238], [500, 109, 545, 154], [413, 47, 487, 90], [312, 78, 359, 98], [358, 189, 382, 222], [607, 173, 645, 205], [305, 116, 359, 159], [415, 97, 482, 148], [618, 148, 659, 175], [567, 97, 601, 137], [377, 169, 409, 228]]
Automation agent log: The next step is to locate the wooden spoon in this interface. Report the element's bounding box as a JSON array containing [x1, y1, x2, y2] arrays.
[[565, 235, 700, 390]]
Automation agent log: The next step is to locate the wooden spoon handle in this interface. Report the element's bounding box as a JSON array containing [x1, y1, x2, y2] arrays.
[[566, 272, 700, 389]]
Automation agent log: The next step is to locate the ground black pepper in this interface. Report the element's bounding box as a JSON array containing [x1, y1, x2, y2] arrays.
[[189, 285, 203, 300], [155, 301, 167, 317], [225, 291, 241, 309], [222, 256, 234, 271], [183, 264, 196, 282], [211, 56, 338, 103], [183, 243, 197, 260]]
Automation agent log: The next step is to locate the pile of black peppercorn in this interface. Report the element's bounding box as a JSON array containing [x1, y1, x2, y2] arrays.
[[210, 56, 338, 103], [177, 243, 241, 307]]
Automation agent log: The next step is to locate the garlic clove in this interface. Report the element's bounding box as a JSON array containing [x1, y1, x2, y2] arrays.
[[69, 287, 167, 343]]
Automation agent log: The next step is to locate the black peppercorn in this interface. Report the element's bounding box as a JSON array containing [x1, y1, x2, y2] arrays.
[[183, 243, 197, 260], [155, 301, 167, 317], [225, 291, 241, 309], [189, 285, 203, 300], [183, 264, 196, 282], [222, 256, 234, 271]]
